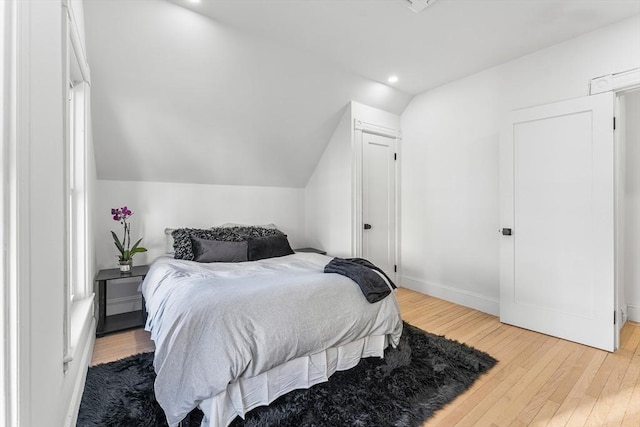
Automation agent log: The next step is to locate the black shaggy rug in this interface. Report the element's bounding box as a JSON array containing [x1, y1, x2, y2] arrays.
[[77, 322, 496, 427]]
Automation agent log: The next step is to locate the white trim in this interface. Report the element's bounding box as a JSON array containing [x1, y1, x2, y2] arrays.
[[107, 295, 143, 316], [354, 119, 402, 139], [592, 68, 640, 333], [614, 95, 625, 343], [590, 68, 640, 95], [14, 0, 32, 424], [81, 85, 92, 297], [62, 1, 90, 85], [63, 308, 95, 427], [62, 3, 72, 373], [67, 296, 94, 364], [401, 276, 500, 317], [351, 119, 362, 257], [0, 1, 18, 425]]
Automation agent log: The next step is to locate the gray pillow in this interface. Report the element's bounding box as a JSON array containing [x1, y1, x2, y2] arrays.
[[191, 237, 248, 263], [247, 235, 294, 261]]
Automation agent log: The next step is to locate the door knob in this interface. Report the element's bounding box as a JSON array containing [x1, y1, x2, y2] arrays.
[[364, 224, 372, 230]]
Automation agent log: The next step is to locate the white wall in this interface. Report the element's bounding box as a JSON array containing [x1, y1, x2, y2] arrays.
[[96, 180, 306, 307], [400, 16, 640, 315], [304, 101, 401, 257], [305, 106, 353, 257], [2, 1, 96, 426], [623, 90, 640, 322]]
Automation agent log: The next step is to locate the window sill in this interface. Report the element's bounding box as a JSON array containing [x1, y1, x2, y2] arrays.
[[66, 295, 94, 366]]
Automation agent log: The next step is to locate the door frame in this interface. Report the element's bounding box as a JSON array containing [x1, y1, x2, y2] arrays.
[[590, 68, 640, 96], [353, 119, 402, 281], [593, 68, 640, 343]]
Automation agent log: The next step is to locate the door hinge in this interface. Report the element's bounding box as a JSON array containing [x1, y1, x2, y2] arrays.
[[613, 117, 616, 130], [394, 153, 397, 161], [614, 310, 616, 325], [394, 265, 397, 273]]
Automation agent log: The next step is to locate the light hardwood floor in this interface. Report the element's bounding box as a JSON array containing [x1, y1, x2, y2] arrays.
[[91, 287, 640, 426]]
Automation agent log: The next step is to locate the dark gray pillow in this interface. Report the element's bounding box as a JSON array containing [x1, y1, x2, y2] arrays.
[[247, 235, 294, 261], [172, 226, 284, 260], [191, 237, 248, 263]]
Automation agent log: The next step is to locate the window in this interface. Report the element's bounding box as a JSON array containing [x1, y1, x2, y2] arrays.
[[67, 80, 88, 303], [63, 15, 91, 371]]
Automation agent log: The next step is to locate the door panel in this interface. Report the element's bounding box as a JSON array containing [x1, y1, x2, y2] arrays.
[[362, 133, 395, 277], [500, 92, 615, 351]]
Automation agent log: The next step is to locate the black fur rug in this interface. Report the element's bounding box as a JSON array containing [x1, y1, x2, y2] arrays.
[[77, 322, 497, 427]]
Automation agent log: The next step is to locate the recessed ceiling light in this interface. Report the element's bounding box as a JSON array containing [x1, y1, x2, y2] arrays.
[[187, 0, 201, 3], [405, 0, 437, 13], [388, 75, 399, 84]]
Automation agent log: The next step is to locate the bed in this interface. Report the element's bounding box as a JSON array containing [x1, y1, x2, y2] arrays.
[[141, 227, 403, 427]]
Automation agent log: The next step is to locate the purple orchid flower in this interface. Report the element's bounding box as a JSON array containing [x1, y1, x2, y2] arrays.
[[110, 206, 147, 263]]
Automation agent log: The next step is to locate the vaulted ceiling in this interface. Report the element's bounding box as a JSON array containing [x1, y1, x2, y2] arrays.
[[84, 0, 640, 188]]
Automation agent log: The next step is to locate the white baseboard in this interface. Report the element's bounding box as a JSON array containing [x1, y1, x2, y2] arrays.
[[627, 304, 640, 323], [107, 295, 142, 316], [401, 276, 500, 316]]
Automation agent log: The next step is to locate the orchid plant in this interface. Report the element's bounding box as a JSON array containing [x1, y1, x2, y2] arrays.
[[111, 206, 147, 263]]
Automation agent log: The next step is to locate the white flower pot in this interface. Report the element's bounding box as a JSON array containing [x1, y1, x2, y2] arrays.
[[119, 260, 132, 272]]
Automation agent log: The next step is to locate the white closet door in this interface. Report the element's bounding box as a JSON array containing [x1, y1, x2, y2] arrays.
[[500, 92, 616, 351], [362, 132, 396, 277]]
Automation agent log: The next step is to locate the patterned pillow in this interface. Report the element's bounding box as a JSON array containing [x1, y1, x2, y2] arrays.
[[172, 226, 284, 260]]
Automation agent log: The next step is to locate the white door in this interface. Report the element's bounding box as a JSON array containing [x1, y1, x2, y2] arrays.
[[500, 92, 616, 351], [362, 132, 396, 278]]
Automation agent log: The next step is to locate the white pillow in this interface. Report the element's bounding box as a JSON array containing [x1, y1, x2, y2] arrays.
[[220, 223, 278, 229], [164, 228, 175, 254]]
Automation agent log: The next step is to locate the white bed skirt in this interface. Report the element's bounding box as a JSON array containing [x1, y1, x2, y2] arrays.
[[199, 334, 390, 427]]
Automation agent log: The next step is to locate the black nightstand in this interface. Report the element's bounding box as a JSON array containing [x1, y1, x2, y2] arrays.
[[94, 265, 149, 337], [294, 247, 328, 255]]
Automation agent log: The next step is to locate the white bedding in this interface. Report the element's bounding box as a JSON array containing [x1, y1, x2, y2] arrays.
[[200, 333, 390, 427], [141, 252, 403, 426]]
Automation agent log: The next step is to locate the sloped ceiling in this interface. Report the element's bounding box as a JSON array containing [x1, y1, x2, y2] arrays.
[[84, 0, 412, 188], [84, 0, 640, 188]]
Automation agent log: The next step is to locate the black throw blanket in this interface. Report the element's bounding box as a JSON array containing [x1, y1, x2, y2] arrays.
[[324, 258, 396, 303]]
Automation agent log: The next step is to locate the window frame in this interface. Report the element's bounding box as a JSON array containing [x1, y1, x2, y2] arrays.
[[62, 4, 91, 372]]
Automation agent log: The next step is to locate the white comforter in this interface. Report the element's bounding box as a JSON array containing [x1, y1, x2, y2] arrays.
[[141, 253, 403, 426]]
